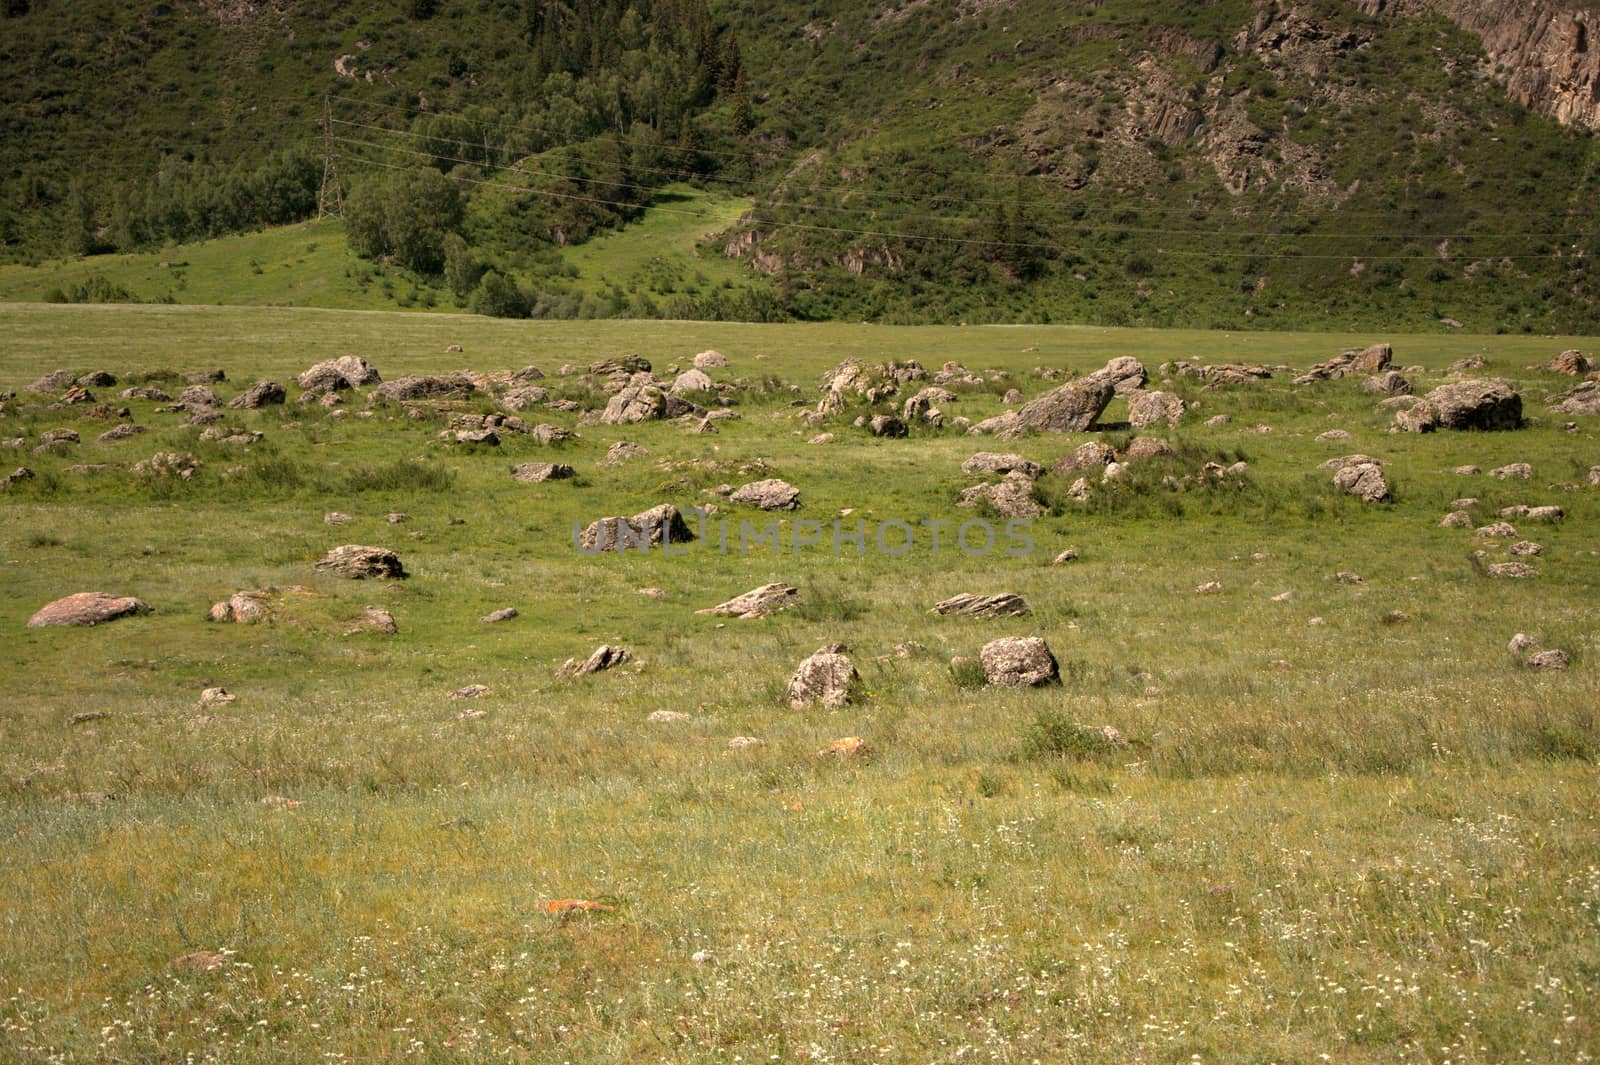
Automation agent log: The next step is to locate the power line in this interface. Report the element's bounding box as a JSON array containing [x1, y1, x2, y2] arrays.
[[338, 156, 1590, 262], [327, 92, 1600, 227], [332, 132, 1594, 244]]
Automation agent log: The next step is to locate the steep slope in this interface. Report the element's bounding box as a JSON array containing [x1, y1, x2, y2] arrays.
[[2, 0, 1597, 331]]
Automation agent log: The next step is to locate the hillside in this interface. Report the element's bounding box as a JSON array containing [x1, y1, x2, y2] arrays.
[[2, 0, 1598, 330]]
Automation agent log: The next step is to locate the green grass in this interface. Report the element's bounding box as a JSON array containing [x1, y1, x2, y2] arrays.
[[1, 304, 1598, 1060], [559, 183, 758, 302]]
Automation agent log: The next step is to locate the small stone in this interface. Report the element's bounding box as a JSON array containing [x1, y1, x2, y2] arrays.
[[1509, 541, 1542, 556], [1051, 548, 1079, 565], [1489, 463, 1532, 480], [1194, 581, 1223, 594], [648, 710, 691, 723], [1439, 510, 1473, 528], [197, 687, 236, 708], [1487, 562, 1537, 579], [481, 607, 519, 623], [324, 511, 353, 525], [556, 645, 633, 678], [726, 736, 765, 750], [1508, 633, 1539, 655], [449, 684, 491, 699]]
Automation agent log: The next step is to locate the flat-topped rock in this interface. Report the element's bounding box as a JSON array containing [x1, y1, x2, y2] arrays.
[[314, 545, 406, 579], [28, 592, 152, 628]]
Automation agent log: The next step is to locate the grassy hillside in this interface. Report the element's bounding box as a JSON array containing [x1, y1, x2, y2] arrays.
[[3, 0, 1598, 330], [1, 304, 1597, 1059]]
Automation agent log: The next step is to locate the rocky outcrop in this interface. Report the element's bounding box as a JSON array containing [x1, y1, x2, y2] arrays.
[[298, 356, 380, 392], [697, 583, 799, 618], [1396, 379, 1523, 432], [1012, 378, 1115, 434], [932, 593, 1031, 618], [556, 645, 632, 678], [1367, 1, 1600, 129]]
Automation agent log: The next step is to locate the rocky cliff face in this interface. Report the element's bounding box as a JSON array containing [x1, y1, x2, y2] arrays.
[[1362, 0, 1600, 128]]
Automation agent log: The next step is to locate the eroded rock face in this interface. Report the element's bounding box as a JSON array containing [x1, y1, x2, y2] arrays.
[[1549, 349, 1594, 375], [28, 592, 152, 628], [785, 643, 861, 709], [697, 583, 799, 619], [579, 504, 694, 552], [314, 545, 406, 579], [1549, 380, 1600, 416], [980, 636, 1060, 687]]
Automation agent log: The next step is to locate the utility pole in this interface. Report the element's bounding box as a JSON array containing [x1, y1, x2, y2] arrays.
[[318, 93, 344, 219]]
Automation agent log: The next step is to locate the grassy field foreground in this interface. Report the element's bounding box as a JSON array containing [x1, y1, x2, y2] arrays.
[[0, 305, 1597, 1062]]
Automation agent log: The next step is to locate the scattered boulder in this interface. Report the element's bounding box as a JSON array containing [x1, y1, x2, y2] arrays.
[[932, 593, 1030, 619], [449, 684, 491, 700], [1052, 441, 1116, 474], [579, 504, 694, 551], [1315, 430, 1352, 442], [1509, 540, 1543, 556], [693, 350, 728, 369], [785, 643, 862, 709], [373, 374, 475, 402], [648, 709, 691, 723], [185, 369, 226, 384], [27, 592, 152, 628], [314, 545, 406, 579], [1051, 547, 1079, 565], [869, 414, 908, 438], [1012, 378, 1115, 434], [1083, 356, 1147, 395], [697, 583, 799, 619], [131, 451, 199, 480], [1487, 562, 1537, 579], [1588, 466, 1600, 487], [1527, 649, 1570, 671], [511, 462, 575, 483], [808, 433, 835, 445], [979, 636, 1060, 687], [1002, 388, 1024, 404], [1205, 413, 1231, 427], [1352, 343, 1393, 372], [1508, 632, 1540, 656], [323, 511, 352, 526], [601, 376, 701, 424], [1489, 463, 1533, 480], [532, 424, 573, 446], [1122, 436, 1174, 461], [1474, 521, 1519, 539], [726, 736, 764, 750], [28, 370, 81, 393], [207, 591, 271, 624], [1549, 349, 1594, 375], [1439, 510, 1473, 528], [0, 467, 34, 489], [119, 386, 171, 402], [1332, 459, 1391, 503], [1194, 581, 1223, 594], [730, 478, 800, 510], [1548, 381, 1600, 416], [1126, 390, 1185, 429], [498, 385, 549, 411], [672, 368, 714, 394], [1500, 504, 1562, 522], [1449, 354, 1487, 373], [347, 606, 398, 634], [957, 471, 1043, 518], [1361, 371, 1412, 396], [196, 688, 236, 709], [556, 644, 633, 678], [1397, 379, 1522, 432], [962, 452, 1043, 478], [481, 607, 518, 623], [228, 381, 285, 409], [298, 356, 380, 392]]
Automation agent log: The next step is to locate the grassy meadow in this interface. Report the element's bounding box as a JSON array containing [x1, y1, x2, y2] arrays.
[[1, 303, 1597, 1062]]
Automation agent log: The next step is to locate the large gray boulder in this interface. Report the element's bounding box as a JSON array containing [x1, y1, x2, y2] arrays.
[[957, 471, 1043, 518], [1012, 378, 1115, 434], [1397, 379, 1522, 432], [980, 636, 1060, 687], [1332, 460, 1391, 503], [601, 375, 702, 423]]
